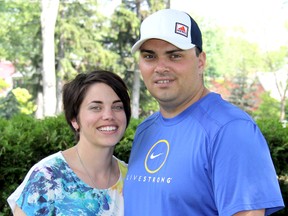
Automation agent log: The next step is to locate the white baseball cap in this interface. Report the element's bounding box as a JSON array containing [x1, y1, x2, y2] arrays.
[[131, 9, 203, 54]]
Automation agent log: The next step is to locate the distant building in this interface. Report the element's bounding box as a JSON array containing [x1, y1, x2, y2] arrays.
[[0, 60, 15, 96], [256, 70, 288, 101], [0, 60, 23, 97], [209, 74, 265, 112], [209, 69, 288, 113]]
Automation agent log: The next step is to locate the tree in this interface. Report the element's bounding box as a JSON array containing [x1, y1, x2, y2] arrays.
[[111, 0, 168, 118], [0, 1, 43, 117], [0, 91, 19, 119], [40, 0, 59, 117], [110, 1, 142, 119], [262, 46, 288, 121], [253, 92, 281, 120]]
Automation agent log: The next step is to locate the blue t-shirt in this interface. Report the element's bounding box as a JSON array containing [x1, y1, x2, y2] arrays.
[[124, 93, 284, 216], [8, 152, 127, 216]]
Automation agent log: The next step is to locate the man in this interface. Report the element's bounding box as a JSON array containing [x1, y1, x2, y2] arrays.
[[124, 9, 284, 216]]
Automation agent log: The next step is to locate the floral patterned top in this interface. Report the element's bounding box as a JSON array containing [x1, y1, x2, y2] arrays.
[[7, 152, 127, 216]]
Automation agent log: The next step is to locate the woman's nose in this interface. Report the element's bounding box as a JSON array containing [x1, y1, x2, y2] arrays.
[[102, 108, 114, 120]]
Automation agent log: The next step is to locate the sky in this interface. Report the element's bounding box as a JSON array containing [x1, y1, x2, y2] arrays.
[[171, 0, 288, 51], [100, 0, 288, 51]]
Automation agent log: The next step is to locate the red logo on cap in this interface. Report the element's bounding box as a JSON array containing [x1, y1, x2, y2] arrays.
[[175, 22, 188, 37]]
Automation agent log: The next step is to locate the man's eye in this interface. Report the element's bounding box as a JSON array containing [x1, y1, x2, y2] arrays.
[[142, 54, 155, 59], [171, 54, 181, 59]]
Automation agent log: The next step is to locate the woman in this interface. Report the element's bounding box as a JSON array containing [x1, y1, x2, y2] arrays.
[[7, 70, 131, 216]]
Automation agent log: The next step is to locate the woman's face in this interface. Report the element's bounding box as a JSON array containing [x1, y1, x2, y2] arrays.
[[72, 83, 127, 148]]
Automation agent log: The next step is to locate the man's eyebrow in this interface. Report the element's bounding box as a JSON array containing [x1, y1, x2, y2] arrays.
[[166, 49, 183, 54], [140, 49, 154, 54], [140, 49, 183, 54]]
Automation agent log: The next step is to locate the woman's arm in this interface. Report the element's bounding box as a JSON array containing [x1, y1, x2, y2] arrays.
[[13, 205, 26, 216]]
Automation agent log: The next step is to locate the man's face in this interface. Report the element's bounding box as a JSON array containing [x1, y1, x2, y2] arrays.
[[139, 39, 206, 117]]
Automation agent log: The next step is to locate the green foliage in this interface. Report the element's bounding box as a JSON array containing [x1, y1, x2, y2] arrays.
[[262, 46, 288, 71], [0, 114, 75, 215], [12, 87, 37, 115], [115, 118, 143, 163], [0, 114, 287, 215], [0, 91, 20, 119], [0, 88, 37, 119], [0, 1, 41, 71], [140, 94, 159, 117], [257, 119, 288, 175], [145, 0, 168, 12], [228, 75, 259, 114], [253, 92, 281, 120], [0, 78, 9, 89], [55, 1, 121, 78], [256, 118, 288, 215], [201, 20, 227, 78], [0, 114, 138, 214]]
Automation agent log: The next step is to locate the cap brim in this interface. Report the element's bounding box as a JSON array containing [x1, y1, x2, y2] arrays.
[[131, 36, 196, 54]]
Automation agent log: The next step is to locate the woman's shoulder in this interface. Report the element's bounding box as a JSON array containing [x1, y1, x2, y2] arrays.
[[114, 156, 128, 177]]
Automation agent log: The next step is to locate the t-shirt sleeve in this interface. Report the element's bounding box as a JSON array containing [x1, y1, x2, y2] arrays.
[[211, 119, 284, 216], [7, 164, 55, 215]]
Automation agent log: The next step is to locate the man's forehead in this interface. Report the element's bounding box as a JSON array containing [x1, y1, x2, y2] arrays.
[[140, 39, 184, 52]]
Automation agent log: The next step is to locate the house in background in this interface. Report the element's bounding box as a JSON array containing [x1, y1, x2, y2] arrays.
[[0, 60, 15, 97], [256, 70, 288, 102], [209, 70, 287, 113], [0, 60, 23, 97], [209, 74, 266, 112]]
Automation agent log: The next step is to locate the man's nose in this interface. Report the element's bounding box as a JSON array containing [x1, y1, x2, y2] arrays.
[[154, 60, 169, 74]]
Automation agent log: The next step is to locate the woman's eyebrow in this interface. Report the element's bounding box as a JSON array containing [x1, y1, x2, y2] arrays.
[[89, 100, 122, 104], [113, 100, 122, 104]]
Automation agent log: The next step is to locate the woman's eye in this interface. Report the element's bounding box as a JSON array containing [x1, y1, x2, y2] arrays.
[[112, 105, 124, 111], [90, 106, 101, 111]]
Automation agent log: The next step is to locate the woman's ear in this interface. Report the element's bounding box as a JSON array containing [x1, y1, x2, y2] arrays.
[[71, 119, 79, 131]]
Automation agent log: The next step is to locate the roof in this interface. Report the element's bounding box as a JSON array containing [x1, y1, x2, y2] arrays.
[[0, 61, 15, 79], [256, 70, 288, 101]]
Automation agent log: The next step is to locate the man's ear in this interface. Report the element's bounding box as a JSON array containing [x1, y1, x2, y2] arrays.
[[198, 51, 206, 74]]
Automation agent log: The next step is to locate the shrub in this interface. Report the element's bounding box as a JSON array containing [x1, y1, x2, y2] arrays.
[[0, 114, 75, 215], [115, 118, 143, 163], [0, 114, 140, 215], [257, 118, 288, 215], [0, 115, 287, 215]]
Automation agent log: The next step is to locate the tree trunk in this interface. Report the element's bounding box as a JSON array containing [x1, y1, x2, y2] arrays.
[[273, 70, 288, 121], [132, 65, 140, 119], [131, 0, 142, 119], [40, 0, 59, 117], [56, 16, 65, 115]]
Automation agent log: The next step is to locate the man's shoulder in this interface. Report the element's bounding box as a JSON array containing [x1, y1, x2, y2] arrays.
[[135, 112, 160, 133], [200, 92, 253, 122]]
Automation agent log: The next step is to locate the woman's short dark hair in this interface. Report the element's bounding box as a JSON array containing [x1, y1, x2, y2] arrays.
[[62, 70, 131, 141]]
